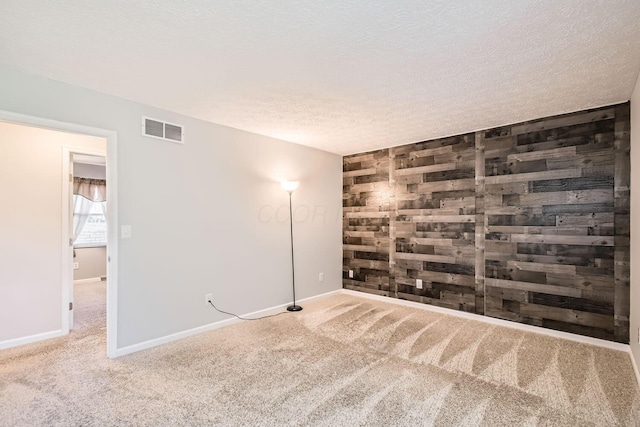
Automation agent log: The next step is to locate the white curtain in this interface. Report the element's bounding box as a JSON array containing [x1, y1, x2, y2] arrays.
[[73, 178, 106, 202], [98, 201, 107, 241], [72, 195, 94, 243], [72, 178, 106, 243]]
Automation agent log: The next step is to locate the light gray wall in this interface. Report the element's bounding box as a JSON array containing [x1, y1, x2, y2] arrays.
[[631, 72, 640, 372], [0, 66, 342, 350], [74, 247, 107, 281], [0, 121, 106, 343], [74, 163, 106, 179]]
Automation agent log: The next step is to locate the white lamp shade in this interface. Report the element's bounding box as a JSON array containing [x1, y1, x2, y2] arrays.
[[281, 180, 300, 192]]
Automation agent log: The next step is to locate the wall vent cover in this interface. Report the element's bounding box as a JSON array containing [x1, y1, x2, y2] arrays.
[[141, 117, 184, 144]]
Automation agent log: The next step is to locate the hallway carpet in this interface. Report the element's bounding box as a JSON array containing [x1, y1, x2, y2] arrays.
[[1, 285, 639, 426]]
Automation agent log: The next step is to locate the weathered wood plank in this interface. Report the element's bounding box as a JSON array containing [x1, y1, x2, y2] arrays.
[[425, 168, 475, 182], [517, 189, 613, 206], [515, 253, 589, 267], [343, 244, 386, 253], [349, 259, 390, 271], [411, 215, 475, 223], [486, 206, 544, 215], [547, 152, 614, 170], [509, 234, 614, 246], [510, 108, 615, 136], [486, 285, 529, 303], [345, 211, 390, 218], [507, 260, 576, 275], [531, 176, 613, 193], [410, 237, 454, 246], [344, 231, 377, 238], [439, 196, 476, 209], [413, 178, 476, 193], [530, 292, 613, 316], [397, 209, 461, 216], [485, 182, 529, 195], [395, 162, 456, 176], [485, 278, 583, 298], [343, 167, 377, 177], [545, 273, 613, 292], [395, 252, 456, 264], [542, 203, 614, 214], [410, 145, 453, 158], [507, 146, 576, 163], [556, 213, 614, 226], [519, 303, 613, 331], [417, 270, 476, 287], [485, 168, 581, 185], [346, 182, 391, 194]]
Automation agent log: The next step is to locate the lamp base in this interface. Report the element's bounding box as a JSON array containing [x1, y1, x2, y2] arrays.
[[287, 305, 303, 312]]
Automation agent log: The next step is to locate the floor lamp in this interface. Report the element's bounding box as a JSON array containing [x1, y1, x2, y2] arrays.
[[282, 180, 302, 312]]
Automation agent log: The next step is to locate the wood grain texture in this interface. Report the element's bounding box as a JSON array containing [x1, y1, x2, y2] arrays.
[[483, 104, 626, 342], [343, 103, 630, 343], [475, 133, 486, 315], [613, 103, 631, 343], [343, 148, 391, 296], [393, 133, 478, 312]]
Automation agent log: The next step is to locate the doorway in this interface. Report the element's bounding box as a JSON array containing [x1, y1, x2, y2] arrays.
[[0, 109, 118, 358], [70, 154, 107, 332]]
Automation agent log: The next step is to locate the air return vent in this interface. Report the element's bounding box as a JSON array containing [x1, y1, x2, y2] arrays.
[[141, 117, 184, 144]]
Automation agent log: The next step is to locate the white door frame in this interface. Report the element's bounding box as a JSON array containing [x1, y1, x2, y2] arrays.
[[0, 109, 119, 358]]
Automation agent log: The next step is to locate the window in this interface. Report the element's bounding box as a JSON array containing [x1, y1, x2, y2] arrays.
[[74, 198, 107, 247]]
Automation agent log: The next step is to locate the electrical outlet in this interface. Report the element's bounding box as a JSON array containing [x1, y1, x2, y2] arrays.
[[73, 262, 79, 270], [348, 270, 354, 278], [319, 272, 324, 282], [205, 293, 212, 307], [638, 327, 640, 344], [416, 279, 423, 289]]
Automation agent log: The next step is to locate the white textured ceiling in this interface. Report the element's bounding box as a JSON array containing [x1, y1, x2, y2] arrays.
[[1, 1, 640, 155]]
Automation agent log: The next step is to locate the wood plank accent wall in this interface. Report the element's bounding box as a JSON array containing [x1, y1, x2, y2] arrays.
[[342, 103, 631, 343]]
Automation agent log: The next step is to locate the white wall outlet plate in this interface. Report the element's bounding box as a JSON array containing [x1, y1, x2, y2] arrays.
[[319, 272, 324, 282], [416, 279, 423, 289], [348, 270, 354, 278], [73, 262, 79, 270], [205, 293, 212, 307]]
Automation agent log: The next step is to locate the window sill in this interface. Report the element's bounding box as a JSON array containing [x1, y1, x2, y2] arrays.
[[74, 244, 107, 249]]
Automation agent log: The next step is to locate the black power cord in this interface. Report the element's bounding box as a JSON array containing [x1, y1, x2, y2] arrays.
[[208, 300, 289, 321]]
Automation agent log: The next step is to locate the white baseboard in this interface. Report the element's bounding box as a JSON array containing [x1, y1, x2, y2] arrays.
[[112, 289, 343, 358], [341, 289, 630, 353], [73, 277, 103, 284], [630, 349, 640, 388], [0, 329, 65, 351]]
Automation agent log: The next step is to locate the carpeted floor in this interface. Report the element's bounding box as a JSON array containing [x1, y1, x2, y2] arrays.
[[1, 283, 639, 426]]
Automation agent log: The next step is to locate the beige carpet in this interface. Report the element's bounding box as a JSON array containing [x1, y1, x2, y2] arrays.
[[1, 283, 639, 426]]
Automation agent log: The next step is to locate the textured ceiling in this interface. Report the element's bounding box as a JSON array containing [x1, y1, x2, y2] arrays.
[[1, 1, 640, 155]]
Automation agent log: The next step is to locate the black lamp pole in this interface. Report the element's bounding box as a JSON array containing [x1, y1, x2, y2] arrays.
[[286, 189, 302, 312]]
